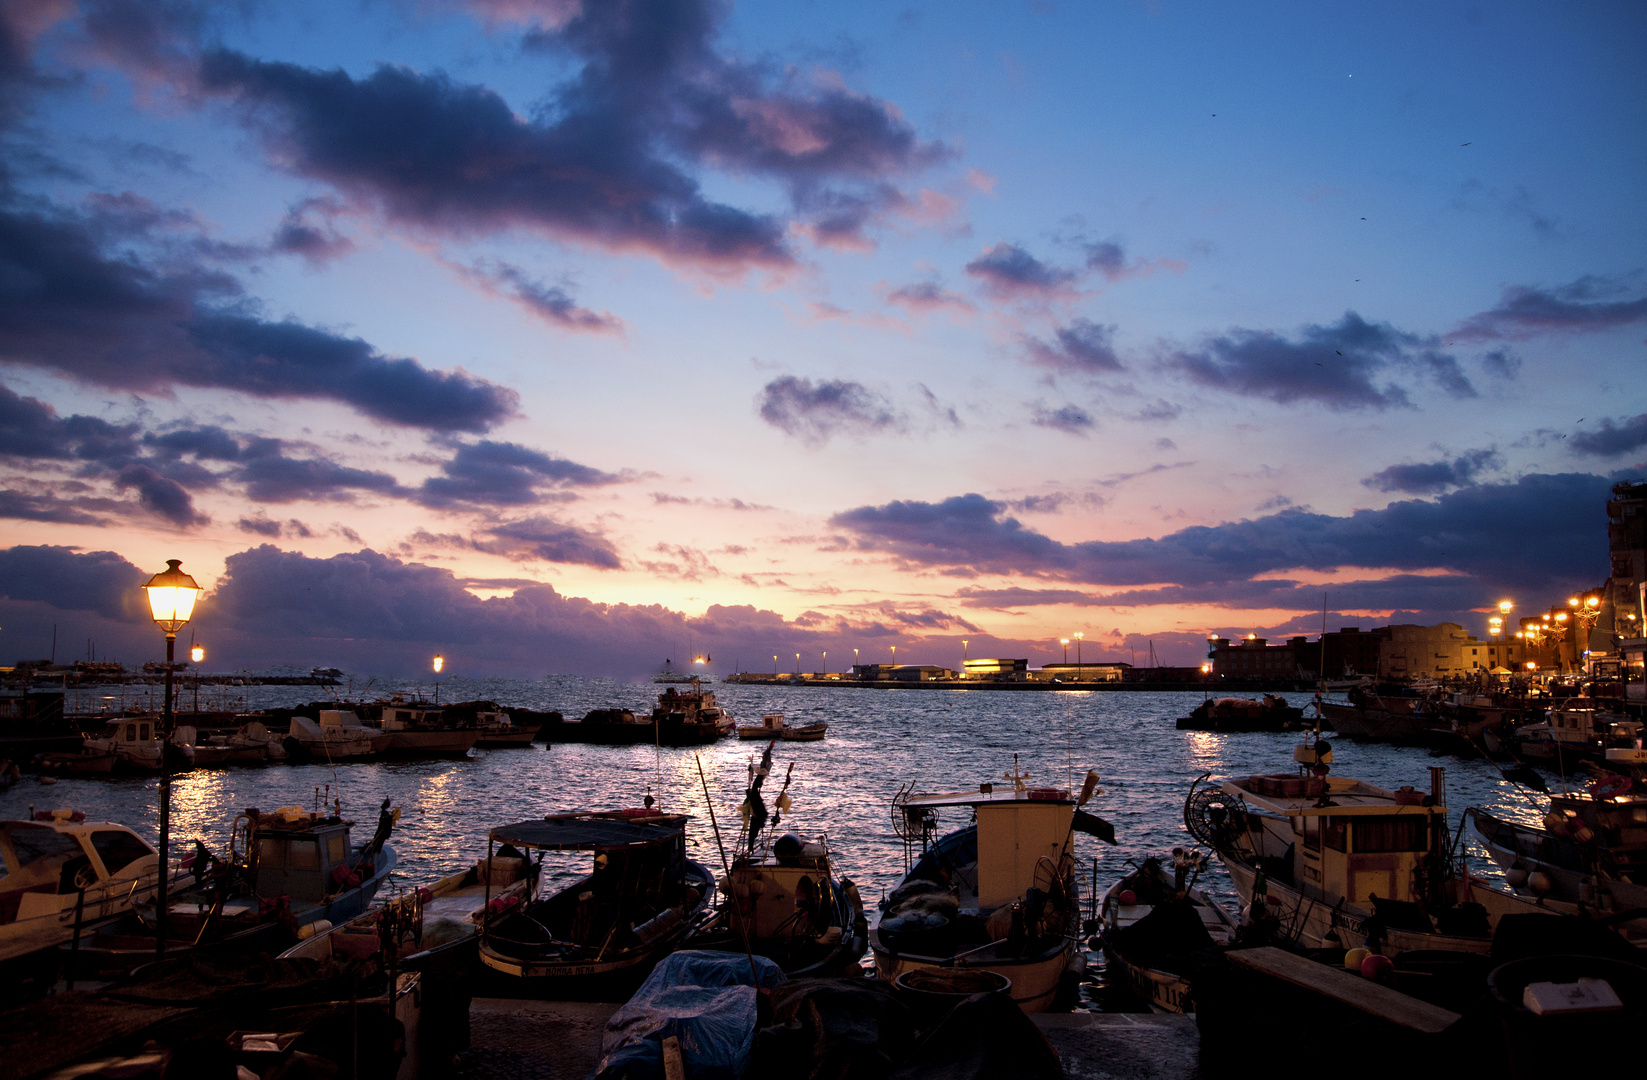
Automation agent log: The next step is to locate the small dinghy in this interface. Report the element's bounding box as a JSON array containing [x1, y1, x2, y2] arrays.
[[736, 714, 828, 741], [1098, 852, 1235, 1013]]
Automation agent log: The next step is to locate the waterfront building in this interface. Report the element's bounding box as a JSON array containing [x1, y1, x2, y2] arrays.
[[962, 658, 1029, 679], [850, 664, 950, 681], [1206, 636, 1308, 679], [1603, 480, 1647, 650], [1035, 663, 1127, 683]]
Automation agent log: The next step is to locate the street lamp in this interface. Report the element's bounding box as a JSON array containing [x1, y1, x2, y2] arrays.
[[962, 639, 969, 666], [190, 644, 205, 715], [1074, 632, 1083, 670], [433, 654, 444, 705], [795, 652, 801, 675], [142, 559, 202, 961], [822, 651, 826, 676], [773, 654, 778, 675], [1060, 638, 1070, 664]]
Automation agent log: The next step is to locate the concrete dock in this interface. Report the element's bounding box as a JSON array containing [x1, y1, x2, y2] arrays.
[[456, 999, 1201, 1080]]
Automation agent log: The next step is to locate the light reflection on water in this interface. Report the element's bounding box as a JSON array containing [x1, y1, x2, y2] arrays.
[[8, 678, 1554, 1006], [11, 678, 1547, 906]]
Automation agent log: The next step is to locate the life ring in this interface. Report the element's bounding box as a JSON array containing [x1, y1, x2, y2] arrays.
[[1588, 774, 1632, 799]]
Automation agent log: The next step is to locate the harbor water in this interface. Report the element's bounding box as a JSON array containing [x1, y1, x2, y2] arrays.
[[2, 676, 1554, 1005]]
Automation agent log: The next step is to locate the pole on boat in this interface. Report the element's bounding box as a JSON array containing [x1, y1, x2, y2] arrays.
[[142, 560, 201, 963], [694, 755, 761, 985]]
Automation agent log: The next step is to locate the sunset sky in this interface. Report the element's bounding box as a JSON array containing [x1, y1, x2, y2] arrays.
[[1, 0, 1644, 678]]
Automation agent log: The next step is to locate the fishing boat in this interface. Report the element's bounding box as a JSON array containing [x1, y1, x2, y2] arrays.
[[174, 724, 268, 767], [476, 810, 717, 998], [284, 709, 388, 760], [68, 798, 399, 976], [1098, 852, 1236, 1013], [368, 700, 479, 757], [473, 709, 538, 748], [81, 717, 194, 774], [1175, 695, 1304, 732], [651, 679, 735, 745], [736, 713, 828, 741], [1182, 737, 1456, 951], [1313, 684, 1434, 742], [203, 719, 288, 763], [686, 743, 867, 975], [870, 761, 1115, 1013], [0, 811, 168, 986], [34, 748, 117, 776], [1464, 794, 1647, 916]]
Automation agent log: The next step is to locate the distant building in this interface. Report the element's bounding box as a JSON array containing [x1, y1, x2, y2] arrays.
[[1604, 480, 1647, 649], [851, 664, 950, 681], [1206, 636, 1307, 680], [1035, 663, 1127, 683], [1317, 627, 1386, 680], [1379, 623, 1475, 680], [963, 658, 1028, 678]]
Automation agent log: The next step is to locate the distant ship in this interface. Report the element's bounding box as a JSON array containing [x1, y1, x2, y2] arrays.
[[653, 656, 713, 684]]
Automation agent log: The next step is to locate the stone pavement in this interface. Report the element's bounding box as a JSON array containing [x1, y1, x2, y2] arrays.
[[457, 999, 1202, 1080]]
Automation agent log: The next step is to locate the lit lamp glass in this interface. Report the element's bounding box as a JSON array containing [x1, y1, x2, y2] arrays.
[[190, 645, 205, 664], [144, 560, 202, 632], [433, 654, 445, 674], [1498, 600, 1514, 615]]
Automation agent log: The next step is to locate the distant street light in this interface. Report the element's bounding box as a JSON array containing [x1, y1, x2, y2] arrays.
[[433, 654, 444, 704], [142, 559, 202, 961], [1060, 638, 1069, 664], [822, 651, 827, 676], [1074, 632, 1084, 670], [774, 654, 778, 675], [190, 644, 205, 715]]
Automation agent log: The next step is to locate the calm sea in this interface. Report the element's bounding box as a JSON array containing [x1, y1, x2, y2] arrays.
[[2, 676, 1553, 1003]]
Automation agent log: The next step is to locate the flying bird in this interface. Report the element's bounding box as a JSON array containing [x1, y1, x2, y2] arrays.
[[1314, 362, 1325, 366], [1577, 418, 1585, 422], [1336, 351, 1343, 356], [1461, 141, 1472, 146]]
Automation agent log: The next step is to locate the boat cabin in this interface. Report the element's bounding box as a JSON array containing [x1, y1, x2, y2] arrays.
[[1224, 774, 1448, 908], [0, 815, 158, 942], [730, 835, 834, 939], [380, 704, 446, 731], [244, 810, 358, 905]]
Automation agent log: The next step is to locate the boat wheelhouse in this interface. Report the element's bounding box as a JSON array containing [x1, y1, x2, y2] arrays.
[[1190, 746, 1453, 950], [870, 763, 1113, 1013]]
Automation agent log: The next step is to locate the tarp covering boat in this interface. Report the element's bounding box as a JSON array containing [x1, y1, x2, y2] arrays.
[[594, 950, 785, 1080]]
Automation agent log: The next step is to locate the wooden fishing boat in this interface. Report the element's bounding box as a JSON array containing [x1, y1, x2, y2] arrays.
[[685, 745, 865, 975], [366, 701, 479, 757], [473, 709, 538, 747], [477, 811, 716, 999], [1183, 738, 1455, 951], [68, 799, 399, 976], [34, 749, 117, 775], [736, 713, 828, 741], [870, 761, 1115, 1013], [1098, 853, 1236, 1013], [81, 717, 194, 774], [1464, 802, 1647, 916]]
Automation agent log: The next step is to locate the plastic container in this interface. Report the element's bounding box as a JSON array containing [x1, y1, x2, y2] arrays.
[[1488, 955, 1647, 1079]]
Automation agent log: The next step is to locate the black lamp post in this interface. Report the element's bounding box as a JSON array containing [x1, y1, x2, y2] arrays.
[[433, 654, 444, 705], [142, 559, 201, 961]]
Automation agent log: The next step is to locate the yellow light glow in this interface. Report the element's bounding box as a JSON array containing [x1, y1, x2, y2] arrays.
[[433, 654, 444, 674], [190, 645, 205, 663], [1568, 597, 1579, 607], [143, 559, 202, 632], [1498, 600, 1514, 614]]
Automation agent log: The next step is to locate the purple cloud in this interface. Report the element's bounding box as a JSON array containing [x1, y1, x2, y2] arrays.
[[1024, 319, 1123, 374], [461, 260, 623, 335], [964, 243, 1080, 301], [884, 280, 976, 314], [1570, 414, 1647, 458], [0, 191, 518, 431], [1362, 449, 1499, 494], [417, 440, 623, 509], [832, 472, 1612, 600], [1030, 403, 1095, 434], [1171, 312, 1473, 410], [1453, 276, 1647, 341], [756, 376, 904, 444]]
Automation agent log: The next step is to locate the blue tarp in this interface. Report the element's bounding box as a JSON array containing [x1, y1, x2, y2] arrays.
[[594, 950, 786, 1080]]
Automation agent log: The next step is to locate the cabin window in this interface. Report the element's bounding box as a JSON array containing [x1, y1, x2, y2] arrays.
[[258, 838, 286, 868], [1323, 817, 1348, 851], [126, 724, 138, 740], [1302, 817, 1321, 852], [90, 830, 152, 876], [1352, 816, 1426, 853], [139, 723, 151, 741], [287, 840, 320, 870], [11, 827, 82, 867], [396, 711, 411, 722], [327, 835, 346, 865]]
